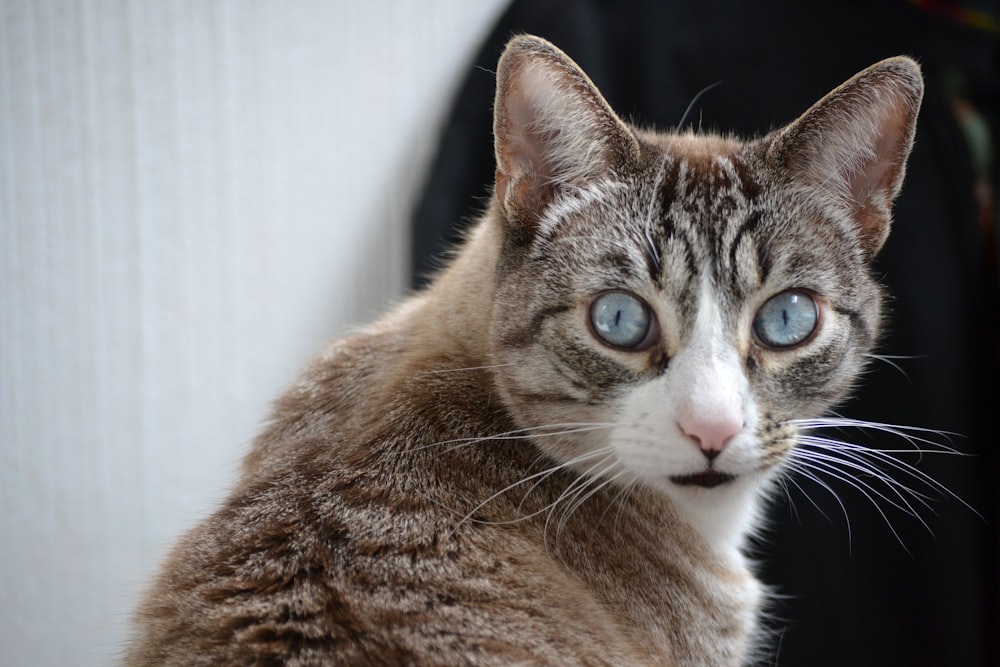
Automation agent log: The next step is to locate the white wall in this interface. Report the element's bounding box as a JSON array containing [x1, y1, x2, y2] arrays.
[[0, 2, 508, 664]]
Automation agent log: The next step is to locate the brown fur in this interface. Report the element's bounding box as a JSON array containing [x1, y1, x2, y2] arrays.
[[129, 218, 753, 665], [126, 36, 922, 666]]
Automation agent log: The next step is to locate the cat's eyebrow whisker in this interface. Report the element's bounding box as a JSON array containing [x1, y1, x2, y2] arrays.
[[861, 353, 925, 380], [642, 225, 662, 274], [677, 80, 723, 130], [865, 354, 926, 360], [639, 153, 669, 273]]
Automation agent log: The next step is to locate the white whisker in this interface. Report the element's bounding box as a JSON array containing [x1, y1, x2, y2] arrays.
[[453, 448, 616, 531], [599, 475, 638, 529], [796, 433, 980, 518], [787, 450, 915, 554], [420, 362, 519, 375], [780, 462, 835, 523], [780, 459, 853, 549], [549, 460, 626, 553], [406, 422, 615, 454], [861, 353, 924, 380], [792, 417, 961, 450], [791, 447, 935, 522]]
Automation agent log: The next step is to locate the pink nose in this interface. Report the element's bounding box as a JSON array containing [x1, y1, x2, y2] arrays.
[[677, 408, 743, 461]]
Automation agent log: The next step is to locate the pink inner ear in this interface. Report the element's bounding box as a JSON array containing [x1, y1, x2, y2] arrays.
[[841, 150, 896, 255], [846, 153, 893, 207], [496, 122, 559, 225], [494, 169, 509, 205], [493, 62, 571, 223], [493, 44, 639, 230], [506, 128, 555, 192], [846, 106, 910, 207]]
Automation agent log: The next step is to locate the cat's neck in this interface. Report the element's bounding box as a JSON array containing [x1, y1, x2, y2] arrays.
[[408, 214, 502, 365]]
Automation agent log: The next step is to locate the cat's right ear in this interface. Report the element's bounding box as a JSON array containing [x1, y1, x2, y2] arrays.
[[493, 35, 639, 241]]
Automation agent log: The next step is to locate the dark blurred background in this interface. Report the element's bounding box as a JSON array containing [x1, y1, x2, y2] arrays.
[[409, 1, 999, 664]]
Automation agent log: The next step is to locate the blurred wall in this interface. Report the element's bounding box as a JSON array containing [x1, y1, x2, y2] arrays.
[[0, 1, 508, 664]]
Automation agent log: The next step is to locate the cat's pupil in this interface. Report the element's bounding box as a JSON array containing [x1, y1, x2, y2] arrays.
[[753, 291, 818, 348], [590, 291, 652, 349]]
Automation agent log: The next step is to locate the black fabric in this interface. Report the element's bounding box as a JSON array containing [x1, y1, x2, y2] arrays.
[[409, 1, 999, 665]]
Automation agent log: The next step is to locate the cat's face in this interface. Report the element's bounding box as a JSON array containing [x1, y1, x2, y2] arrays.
[[486, 37, 921, 544], [489, 141, 882, 541]]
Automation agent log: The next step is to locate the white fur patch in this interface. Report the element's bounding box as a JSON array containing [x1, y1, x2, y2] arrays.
[[610, 278, 768, 553]]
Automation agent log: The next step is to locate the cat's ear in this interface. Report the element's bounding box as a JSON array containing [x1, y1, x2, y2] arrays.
[[493, 35, 639, 239], [768, 57, 923, 256]]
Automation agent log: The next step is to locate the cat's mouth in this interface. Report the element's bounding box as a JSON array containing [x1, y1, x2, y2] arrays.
[[669, 471, 736, 489]]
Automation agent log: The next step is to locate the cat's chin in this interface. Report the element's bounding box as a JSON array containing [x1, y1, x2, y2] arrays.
[[669, 471, 736, 489], [654, 470, 767, 553]]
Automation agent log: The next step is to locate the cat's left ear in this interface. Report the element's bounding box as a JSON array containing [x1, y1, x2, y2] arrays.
[[493, 35, 640, 241], [767, 57, 923, 257]]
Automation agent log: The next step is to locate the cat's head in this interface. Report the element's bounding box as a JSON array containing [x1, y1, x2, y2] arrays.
[[486, 36, 922, 547]]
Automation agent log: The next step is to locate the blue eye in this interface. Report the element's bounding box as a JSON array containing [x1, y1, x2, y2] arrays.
[[753, 291, 818, 348], [590, 292, 652, 349]]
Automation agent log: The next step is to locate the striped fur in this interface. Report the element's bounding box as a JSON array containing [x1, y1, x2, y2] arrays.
[[127, 36, 922, 666]]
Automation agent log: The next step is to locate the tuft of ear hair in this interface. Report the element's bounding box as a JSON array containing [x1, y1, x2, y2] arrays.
[[492, 35, 640, 241], [767, 57, 924, 257]]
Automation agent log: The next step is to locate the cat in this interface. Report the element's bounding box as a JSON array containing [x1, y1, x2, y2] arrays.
[[125, 35, 923, 666]]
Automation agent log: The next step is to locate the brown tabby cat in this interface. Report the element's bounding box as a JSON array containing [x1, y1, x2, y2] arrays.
[[126, 35, 923, 666]]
